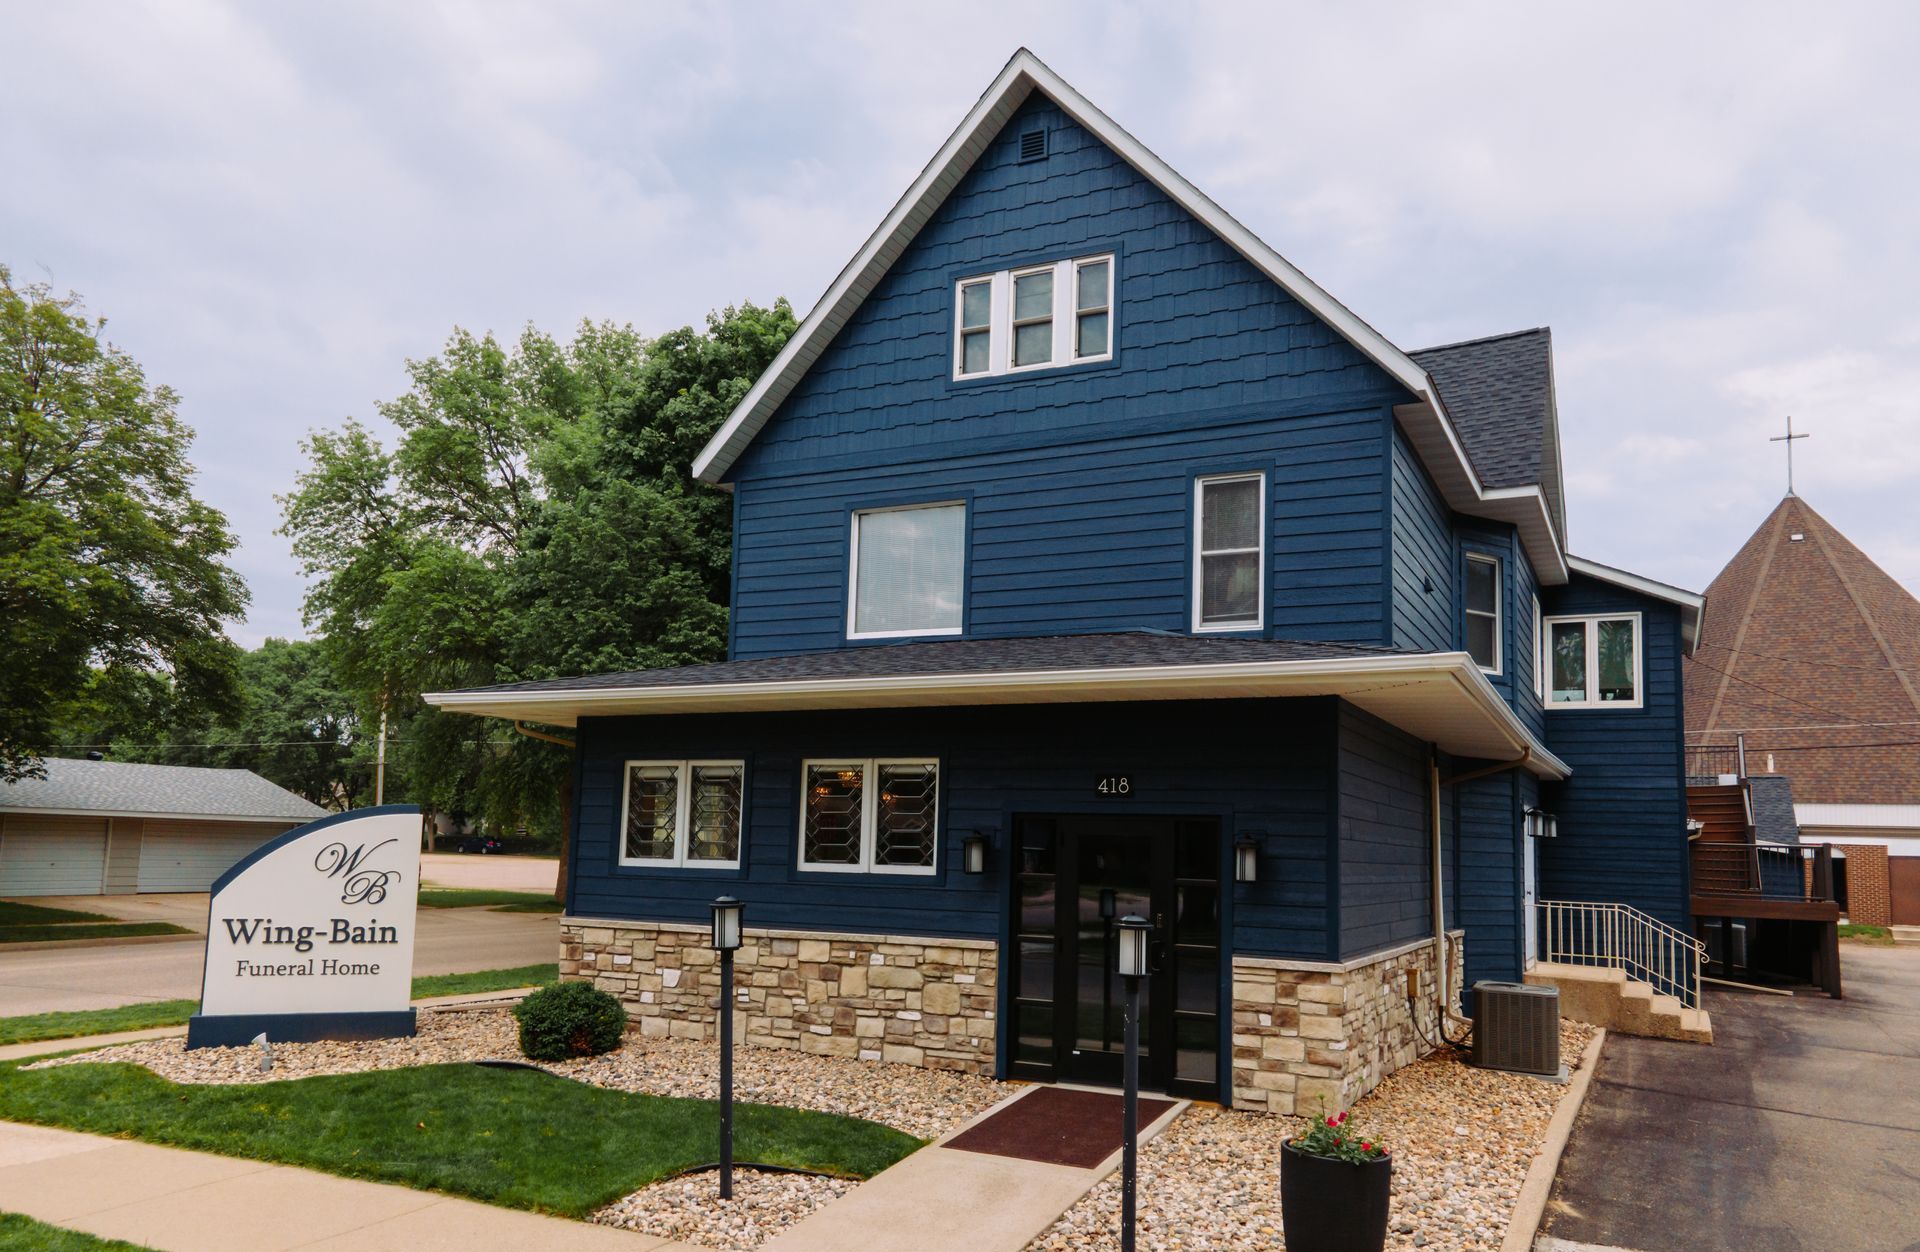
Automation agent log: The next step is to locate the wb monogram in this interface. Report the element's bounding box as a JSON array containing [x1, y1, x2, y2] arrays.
[[313, 838, 403, 905]]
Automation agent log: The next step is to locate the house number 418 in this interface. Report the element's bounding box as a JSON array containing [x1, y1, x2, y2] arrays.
[[1095, 775, 1133, 796]]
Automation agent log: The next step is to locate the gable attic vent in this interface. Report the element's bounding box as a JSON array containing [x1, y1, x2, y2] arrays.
[[1018, 128, 1048, 162]]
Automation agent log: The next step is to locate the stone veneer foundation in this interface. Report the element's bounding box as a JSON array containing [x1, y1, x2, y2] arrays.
[[1230, 931, 1465, 1116], [560, 917, 999, 1073]]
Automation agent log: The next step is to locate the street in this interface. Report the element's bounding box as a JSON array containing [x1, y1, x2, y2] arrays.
[[0, 902, 558, 1016]]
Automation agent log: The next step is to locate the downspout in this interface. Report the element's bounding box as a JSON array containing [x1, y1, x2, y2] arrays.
[[1430, 747, 1534, 1032], [513, 721, 574, 748]]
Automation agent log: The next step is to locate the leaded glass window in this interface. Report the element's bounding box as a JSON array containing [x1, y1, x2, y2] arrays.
[[799, 759, 939, 874], [619, 760, 745, 867], [1544, 614, 1641, 709]]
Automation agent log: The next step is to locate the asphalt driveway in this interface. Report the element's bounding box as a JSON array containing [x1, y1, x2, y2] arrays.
[[1541, 943, 1920, 1252]]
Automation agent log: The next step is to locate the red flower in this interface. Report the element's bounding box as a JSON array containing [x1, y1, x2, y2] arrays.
[[1333, 1137, 1343, 1146], [1361, 1141, 1372, 1151], [1326, 1115, 1338, 1127], [1336, 1111, 1348, 1124]]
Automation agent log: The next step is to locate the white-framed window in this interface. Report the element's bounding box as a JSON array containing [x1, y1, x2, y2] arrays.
[[618, 760, 745, 869], [848, 502, 966, 640], [1193, 472, 1266, 631], [798, 759, 939, 875], [952, 253, 1115, 379], [1464, 553, 1502, 673], [1531, 595, 1544, 701], [1543, 612, 1643, 709]]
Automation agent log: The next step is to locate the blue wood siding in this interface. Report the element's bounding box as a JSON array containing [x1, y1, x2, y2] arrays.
[[1537, 576, 1690, 931], [1335, 704, 1434, 958], [726, 93, 1405, 656], [569, 698, 1343, 961], [1389, 423, 1454, 653], [1455, 771, 1522, 990]]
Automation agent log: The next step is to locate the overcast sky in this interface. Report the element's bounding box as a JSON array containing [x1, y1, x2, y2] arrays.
[[10, 2, 1919, 646]]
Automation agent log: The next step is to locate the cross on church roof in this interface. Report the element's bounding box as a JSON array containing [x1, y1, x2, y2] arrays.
[[1769, 416, 1810, 496]]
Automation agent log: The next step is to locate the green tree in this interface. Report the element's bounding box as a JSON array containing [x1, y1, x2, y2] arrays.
[[0, 267, 246, 781]]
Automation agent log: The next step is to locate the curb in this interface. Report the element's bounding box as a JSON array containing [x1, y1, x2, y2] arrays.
[[0, 930, 202, 953], [1500, 1028, 1606, 1252]]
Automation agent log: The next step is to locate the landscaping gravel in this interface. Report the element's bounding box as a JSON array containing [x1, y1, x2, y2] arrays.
[[1028, 1020, 1599, 1252], [37, 1011, 1593, 1251]]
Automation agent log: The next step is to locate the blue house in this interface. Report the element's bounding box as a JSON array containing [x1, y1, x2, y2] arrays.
[[427, 51, 1706, 1113]]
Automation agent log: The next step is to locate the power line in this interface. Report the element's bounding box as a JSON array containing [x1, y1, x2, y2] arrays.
[[1696, 642, 1913, 676], [1686, 654, 1916, 731]]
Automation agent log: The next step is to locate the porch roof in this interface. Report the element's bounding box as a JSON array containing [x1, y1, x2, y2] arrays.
[[424, 634, 1569, 779]]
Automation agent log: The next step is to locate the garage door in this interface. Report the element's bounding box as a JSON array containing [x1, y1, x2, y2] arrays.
[[137, 824, 281, 893], [1892, 857, 1920, 927], [0, 815, 109, 895]]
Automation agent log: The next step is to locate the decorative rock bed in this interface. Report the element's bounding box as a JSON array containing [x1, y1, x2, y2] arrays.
[[34, 1011, 1593, 1252], [1028, 1020, 1599, 1252]]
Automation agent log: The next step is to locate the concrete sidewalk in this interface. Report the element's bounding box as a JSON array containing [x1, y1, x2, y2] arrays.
[[764, 1087, 1187, 1252], [0, 1120, 701, 1252]]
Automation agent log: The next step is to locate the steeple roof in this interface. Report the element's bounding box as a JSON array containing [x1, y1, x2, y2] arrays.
[[1684, 496, 1920, 805]]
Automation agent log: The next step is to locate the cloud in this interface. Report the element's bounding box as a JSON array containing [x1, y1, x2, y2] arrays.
[[7, 0, 1919, 647]]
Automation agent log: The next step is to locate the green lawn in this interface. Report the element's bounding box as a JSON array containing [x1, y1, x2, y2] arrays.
[[0, 902, 115, 926], [1838, 923, 1893, 944], [0, 964, 559, 1046], [0, 1212, 150, 1251], [0, 1061, 919, 1217], [417, 888, 562, 913], [0, 922, 192, 944]]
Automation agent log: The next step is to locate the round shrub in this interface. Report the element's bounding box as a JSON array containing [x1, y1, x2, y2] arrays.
[[513, 980, 628, 1060]]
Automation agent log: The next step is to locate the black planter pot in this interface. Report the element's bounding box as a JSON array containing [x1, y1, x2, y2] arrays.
[[1279, 1140, 1392, 1252]]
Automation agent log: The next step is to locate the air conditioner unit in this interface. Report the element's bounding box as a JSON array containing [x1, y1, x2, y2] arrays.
[[1472, 981, 1561, 1077]]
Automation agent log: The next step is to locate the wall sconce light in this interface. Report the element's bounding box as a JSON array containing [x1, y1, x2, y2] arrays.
[[1524, 807, 1558, 839], [1234, 832, 1262, 883], [962, 832, 988, 875]]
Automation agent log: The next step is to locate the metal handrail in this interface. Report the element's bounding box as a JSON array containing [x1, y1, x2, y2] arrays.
[[1538, 899, 1705, 1010]]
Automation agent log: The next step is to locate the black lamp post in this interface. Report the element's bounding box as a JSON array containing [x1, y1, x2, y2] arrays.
[[1116, 913, 1151, 1252], [710, 896, 743, 1199]]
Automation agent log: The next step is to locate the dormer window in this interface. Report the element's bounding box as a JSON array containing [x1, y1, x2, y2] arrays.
[[953, 254, 1115, 379]]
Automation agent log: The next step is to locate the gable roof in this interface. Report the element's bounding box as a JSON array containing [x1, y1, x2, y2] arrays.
[[0, 758, 327, 823], [1565, 554, 1705, 652], [689, 49, 1569, 585], [1684, 495, 1920, 806], [425, 632, 1568, 778], [1411, 328, 1568, 541]]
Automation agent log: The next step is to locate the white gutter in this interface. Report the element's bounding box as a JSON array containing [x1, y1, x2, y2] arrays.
[[0, 808, 320, 824], [1565, 555, 1706, 653]]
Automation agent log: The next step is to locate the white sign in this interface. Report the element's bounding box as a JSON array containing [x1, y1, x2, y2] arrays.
[[188, 806, 420, 1047]]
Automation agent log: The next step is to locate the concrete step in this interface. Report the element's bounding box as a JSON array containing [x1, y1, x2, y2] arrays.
[[1526, 963, 1713, 1045], [1892, 926, 1920, 947]]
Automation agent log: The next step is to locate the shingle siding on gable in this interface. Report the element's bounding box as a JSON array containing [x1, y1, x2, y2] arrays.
[[1390, 423, 1454, 653], [726, 95, 1407, 657], [1538, 575, 1690, 931]]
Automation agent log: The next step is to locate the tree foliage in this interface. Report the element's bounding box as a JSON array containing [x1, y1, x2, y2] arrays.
[[279, 301, 795, 834], [0, 267, 246, 781]]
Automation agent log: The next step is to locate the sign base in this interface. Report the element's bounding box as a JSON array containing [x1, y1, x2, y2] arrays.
[[186, 1009, 418, 1050]]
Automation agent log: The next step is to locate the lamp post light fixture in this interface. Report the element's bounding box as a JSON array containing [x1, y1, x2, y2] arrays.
[[1115, 914, 1151, 1252], [963, 832, 988, 875], [1234, 832, 1261, 884], [710, 896, 743, 1200]]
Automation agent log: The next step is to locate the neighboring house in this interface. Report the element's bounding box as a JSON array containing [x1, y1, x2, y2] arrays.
[[1684, 494, 1920, 932], [426, 50, 1706, 1112], [0, 758, 325, 896]]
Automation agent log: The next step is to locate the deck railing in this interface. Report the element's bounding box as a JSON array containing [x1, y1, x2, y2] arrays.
[[1684, 734, 1747, 781], [1691, 840, 1838, 903], [1538, 899, 1705, 1009]]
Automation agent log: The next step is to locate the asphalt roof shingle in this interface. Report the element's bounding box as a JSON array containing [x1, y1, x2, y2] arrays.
[[0, 758, 327, 821], [449, 632, 1416, 697], [1410, 328, 1554, 493]]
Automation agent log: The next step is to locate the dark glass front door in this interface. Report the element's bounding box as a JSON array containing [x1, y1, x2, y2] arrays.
[[1010, 814, 1221, 1099]]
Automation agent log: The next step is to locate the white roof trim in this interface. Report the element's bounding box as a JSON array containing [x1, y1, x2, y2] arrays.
[[1566, 555, 1706, 653], [0, 807, 311, 824], [688, 49, 1571, 583], [424, 651, 1569, 779]]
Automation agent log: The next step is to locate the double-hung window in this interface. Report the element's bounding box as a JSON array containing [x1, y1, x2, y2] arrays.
[[1543, 612, 1642, 708], [1531, 595, 1544, 701], [1193, 472, 1265, 631], [799, 759, 939, 875], [849, 502, 966, 639], [619, 760, 744, 869], [952, 253, 1115, 378], [1464, 553, 1502, 672]]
